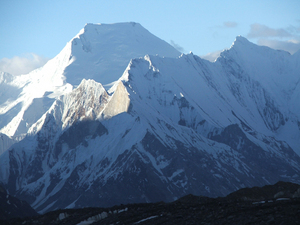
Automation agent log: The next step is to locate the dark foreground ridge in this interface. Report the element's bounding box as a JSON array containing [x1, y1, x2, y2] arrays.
[[0, 185, 38, 220], [1, 181, 300, 224]]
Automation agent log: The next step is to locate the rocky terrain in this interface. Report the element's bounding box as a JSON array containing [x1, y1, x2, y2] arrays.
[[1, 181, 300, 224], [0, 185, 38, 221]]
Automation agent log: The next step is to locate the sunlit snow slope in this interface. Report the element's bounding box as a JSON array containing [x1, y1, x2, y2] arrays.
[[0, 22, 180, 138]]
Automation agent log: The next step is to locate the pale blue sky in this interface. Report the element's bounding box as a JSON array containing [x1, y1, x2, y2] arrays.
[[1, 0, 300, 75]]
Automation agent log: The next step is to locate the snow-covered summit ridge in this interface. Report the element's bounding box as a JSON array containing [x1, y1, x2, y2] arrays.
[[220, 35, 292, 61], [118, 46, 300, 153], [0, 22, 181, 138], [64, 22, 181, 86], [0, 72, 14, 83], [220, 35, 296, 59], [217, 35, 300, 107], [27, 78, 110, 137]]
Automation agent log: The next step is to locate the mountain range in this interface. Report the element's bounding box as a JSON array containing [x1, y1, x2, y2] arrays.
[[0, 22, 300, 213]]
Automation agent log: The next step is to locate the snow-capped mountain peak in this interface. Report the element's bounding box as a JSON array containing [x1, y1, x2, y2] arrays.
[[0, 25, 300, 214], [65, 22, 180, 86], [231, 35, 251, 47], [0, 22, 180, 138], [218, 35, 300, 108]]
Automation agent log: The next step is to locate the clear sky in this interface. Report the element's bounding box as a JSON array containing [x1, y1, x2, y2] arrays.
[[1, 0, 300, 75]]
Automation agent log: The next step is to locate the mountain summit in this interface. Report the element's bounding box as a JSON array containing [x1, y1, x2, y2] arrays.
[[63, 22, 181, 86], [0, 22, 180, 137], [0, 23, 300, 213]]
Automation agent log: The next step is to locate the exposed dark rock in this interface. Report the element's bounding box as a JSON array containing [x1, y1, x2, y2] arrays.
[[2, 181, 300, 224], [226, 181, 300, 201], [0, 185, 38, 221]]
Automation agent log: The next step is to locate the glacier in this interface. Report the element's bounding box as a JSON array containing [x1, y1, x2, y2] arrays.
[[0, 23, 300, 213]]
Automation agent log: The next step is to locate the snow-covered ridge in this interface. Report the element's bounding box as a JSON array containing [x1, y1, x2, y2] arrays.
[[27, 79, 109, 137], [0, 22, 180, 138], [61, 79, 109, 128], [219, 36, 300, 103], [0, 39, 73, 136], [64, 22, 181, 86], [119, 50, 300, 153]]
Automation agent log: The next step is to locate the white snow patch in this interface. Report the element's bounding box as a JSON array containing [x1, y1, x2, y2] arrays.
[[252, 201, 266, 204], [169, 169, 184, 180], [276, 198, 290, 201], [135, 215, 159, 224], [58, 212, 69, 220], [76, 211, 108, 225]]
